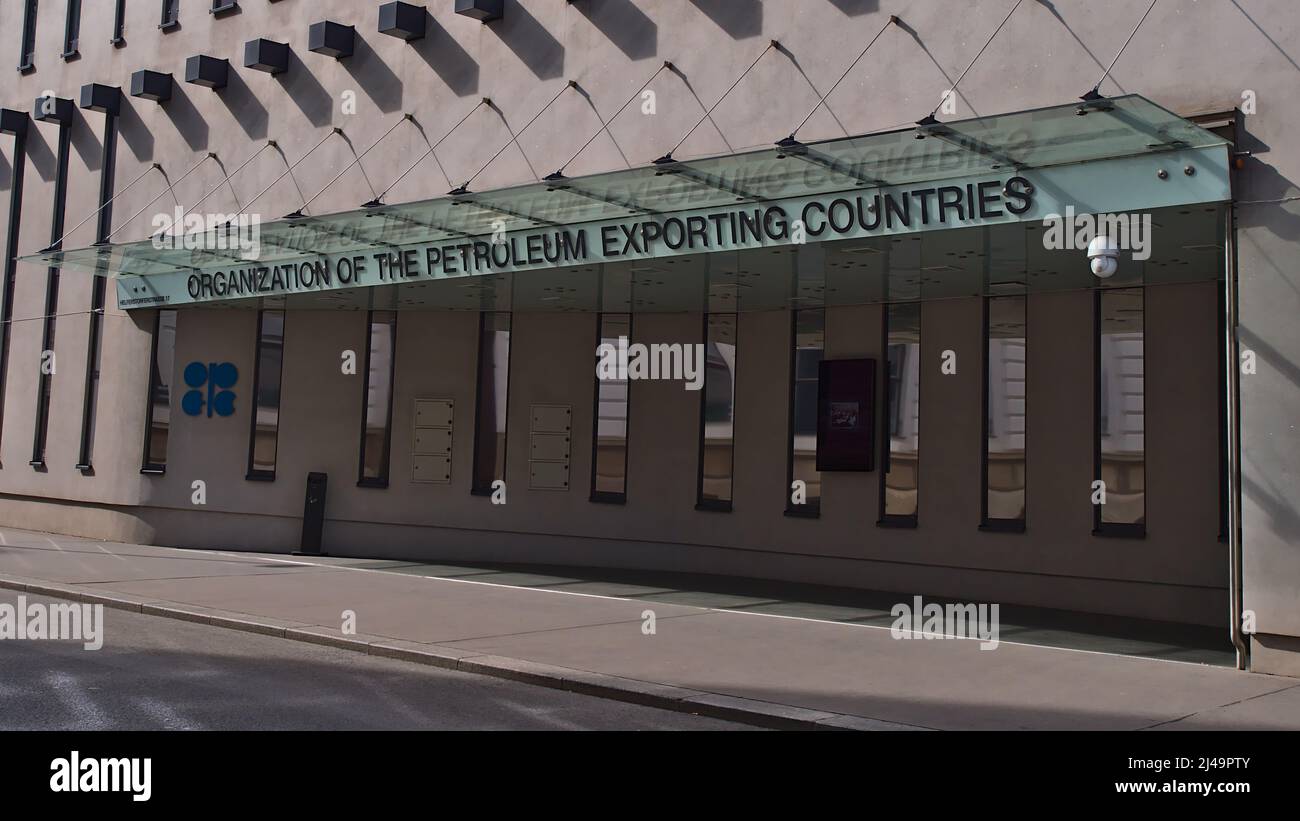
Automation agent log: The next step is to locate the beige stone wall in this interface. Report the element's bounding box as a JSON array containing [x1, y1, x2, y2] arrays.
[[0, 2, 1294, 642]]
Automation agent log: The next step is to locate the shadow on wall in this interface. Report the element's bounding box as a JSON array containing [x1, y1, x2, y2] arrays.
[[344, 31, 405, 114], [24, 123, 57, 180], [890, 16, 976, 117], [403, 117, 454, 190], [217, 69, 270, 141], [71, 119, 103, 172], [1230, 0, 1300, 75], [771, 41, 851, 137], [1243, 472, 1300, 550], [1036, 0, 1118, 87], [1235, 144, 1300, 550], [411, 12, 480, 97], [569, 81, 633, 167], [571, 0, 656, 60], [490, 1, 565, 81], [117, 101, 156, 162], [688, 0, 763, 40], [827, 0, 881, 15], [1235, 158, 1300, 316], [1237, 153, 1299, 236], [331, 130, 382, 205], [279, 50, 335, 129], [1239, 324, 1300, 394], [205, 155, 236, 211], [265, 141, 310, 209], [160, 87, 210, 153], [661, 60, 739, 153]]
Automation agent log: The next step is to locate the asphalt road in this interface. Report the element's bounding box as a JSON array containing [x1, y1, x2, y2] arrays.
[[0, 591, 749, 730]]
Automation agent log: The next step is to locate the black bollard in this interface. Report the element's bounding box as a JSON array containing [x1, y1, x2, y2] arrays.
[[296, 472, 328, 556]]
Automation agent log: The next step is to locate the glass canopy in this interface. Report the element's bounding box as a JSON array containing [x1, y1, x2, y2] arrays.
[[21, 94, 1229, 279], [196, 201, 1224, 314]]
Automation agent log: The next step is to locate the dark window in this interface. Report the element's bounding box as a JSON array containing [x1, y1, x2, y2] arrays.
[[358, 311, 397, 486], [211, 1, 239, 14], [112, 0, 126, 44], [160, 0, 179, 29], [19, 0, 37, 70], [62, 0, 81, 57], [77, 113, 118, 472], [472, 312, 511, 494], [982, 296, 1027, 529], [142, 309, 177, 473], [697, 313, 737, 510], [1095, 287, 1145, 536], [31, 116, 72, 467], [247, 310, 285, 480], [880, 302, 919, 524], [787, 309, 823, 516], [1218, 287, 1228, 541], [0, 112, 29, 448], [591, 313, 630, 502], [76, 278, 106, 470]]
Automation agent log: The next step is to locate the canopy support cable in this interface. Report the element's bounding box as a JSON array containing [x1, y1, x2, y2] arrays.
[[104, 153, 217, 242]]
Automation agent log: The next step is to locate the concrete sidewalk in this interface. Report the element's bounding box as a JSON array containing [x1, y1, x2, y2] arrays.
[[0, 526, 1296, 730]]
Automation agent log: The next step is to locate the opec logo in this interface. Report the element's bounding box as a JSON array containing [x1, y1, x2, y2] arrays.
[[182, 362, 238, 417]]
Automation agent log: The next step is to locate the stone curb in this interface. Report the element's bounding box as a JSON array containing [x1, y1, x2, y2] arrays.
[[0, 574, 927, 731]]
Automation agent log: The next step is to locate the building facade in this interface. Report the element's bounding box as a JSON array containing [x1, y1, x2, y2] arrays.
[[1, 0, 1297, 674]]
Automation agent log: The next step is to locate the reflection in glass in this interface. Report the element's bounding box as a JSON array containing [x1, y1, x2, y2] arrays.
[[248, 310, 285, 478], [359, 311, 396, 485], [143, 309, 177, 471], [789, 309, 824, 513], [473, 312, 511, 492], [1097, 288, 1145, 528], [882, 303, 920, 520], [985, 296, 1026, 523], [592, 314, 630, 500], [698, 313, 737, 507]]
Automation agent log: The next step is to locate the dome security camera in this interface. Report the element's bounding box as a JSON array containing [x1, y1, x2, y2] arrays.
[[1087, 234, 1119, 278]]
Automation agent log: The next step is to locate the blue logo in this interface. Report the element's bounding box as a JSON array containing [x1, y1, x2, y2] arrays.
[[182, 362, 238, 417]]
